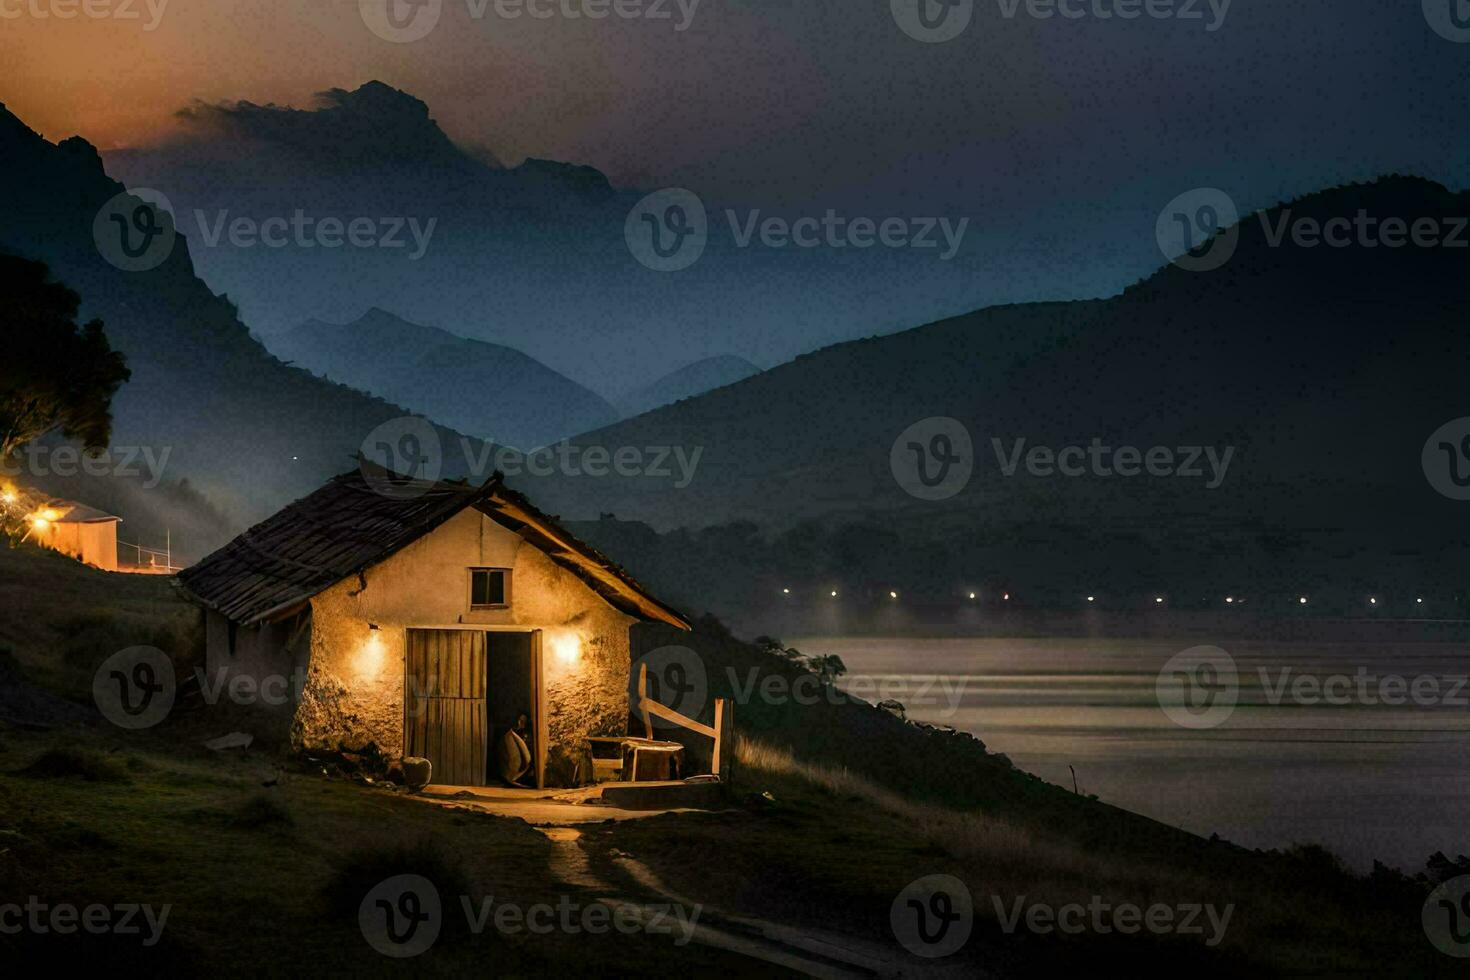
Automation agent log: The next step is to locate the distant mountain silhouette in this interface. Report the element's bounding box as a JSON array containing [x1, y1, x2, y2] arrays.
[[273, 309, 617, 449], [528, 176, 1470, 594], [614, 355, 761, 417], [0, 99, 477, 543], [102, 80, 1002, 389]]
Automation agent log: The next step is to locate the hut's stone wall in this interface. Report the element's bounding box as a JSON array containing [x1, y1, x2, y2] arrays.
[[293, 509, 636, 772]]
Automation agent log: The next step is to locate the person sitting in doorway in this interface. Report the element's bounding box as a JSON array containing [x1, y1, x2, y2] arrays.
[[496, 712, 533, 787]]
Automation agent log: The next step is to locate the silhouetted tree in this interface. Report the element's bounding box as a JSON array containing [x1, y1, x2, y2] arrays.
[[0, 255, 130, 461]]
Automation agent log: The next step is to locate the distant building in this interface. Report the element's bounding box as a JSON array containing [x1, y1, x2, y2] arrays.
[[30, 500, 121, 571]]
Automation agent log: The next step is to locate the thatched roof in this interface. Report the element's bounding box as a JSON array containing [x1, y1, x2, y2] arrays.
[[176, 463, 689, 630]]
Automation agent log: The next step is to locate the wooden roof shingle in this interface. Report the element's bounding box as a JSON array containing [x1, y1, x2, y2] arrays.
[[176, 463, 689, 630]]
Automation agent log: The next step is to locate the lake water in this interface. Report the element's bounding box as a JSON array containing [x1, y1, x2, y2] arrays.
[[788, 635, 1470, 871]]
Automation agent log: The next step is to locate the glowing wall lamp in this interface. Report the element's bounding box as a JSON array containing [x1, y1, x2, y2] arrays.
[[551, 632, 582, 667], [356, 623, 385, 677]]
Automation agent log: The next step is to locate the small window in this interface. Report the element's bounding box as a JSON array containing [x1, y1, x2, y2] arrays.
[[469, 568, 509, 609]]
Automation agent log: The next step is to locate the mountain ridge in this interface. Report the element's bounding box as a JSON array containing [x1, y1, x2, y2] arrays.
[[271, 308, 619, 450]]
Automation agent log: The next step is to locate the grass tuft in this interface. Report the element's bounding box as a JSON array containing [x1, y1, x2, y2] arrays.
[[230, 792, 293, 829], [17, 746, 131, 783]]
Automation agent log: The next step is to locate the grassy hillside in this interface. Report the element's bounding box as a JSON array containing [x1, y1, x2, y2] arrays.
[[0, 549, 1461, 975]]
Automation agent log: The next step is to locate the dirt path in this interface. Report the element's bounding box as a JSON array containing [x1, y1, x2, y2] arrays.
[[531, 826, 973, 978]]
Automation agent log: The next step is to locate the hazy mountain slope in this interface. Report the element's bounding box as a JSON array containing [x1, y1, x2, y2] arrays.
[[272, 309, 618, 448], [0, 101, 474, 539], [614, 355, 761, 417], [102, 81, 1005, 389], [532, 177, 1470, 557]]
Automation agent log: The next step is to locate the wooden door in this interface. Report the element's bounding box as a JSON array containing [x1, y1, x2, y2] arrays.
[[404, 629, 488, 787], [531, 629, 547, 789]]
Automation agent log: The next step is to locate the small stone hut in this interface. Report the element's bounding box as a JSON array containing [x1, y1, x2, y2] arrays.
[[176, 464, 689, 787]]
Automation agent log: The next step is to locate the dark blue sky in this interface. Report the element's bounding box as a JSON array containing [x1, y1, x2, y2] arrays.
[[8, 1, 1468, 383]]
